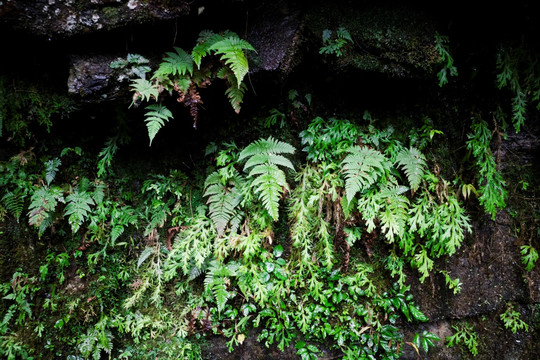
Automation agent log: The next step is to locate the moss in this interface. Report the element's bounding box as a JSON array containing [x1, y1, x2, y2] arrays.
[[305, 4, 441, 77]]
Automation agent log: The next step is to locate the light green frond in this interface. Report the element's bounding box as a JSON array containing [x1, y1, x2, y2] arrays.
[[342, 146, 390, 203], [239, 137, 295, 163], [130, 78, 159, 104], [209, 36, 256, 86], [153, 47, 194, 79], [395, 147, 427, 191], [143, 104, 174, 146]]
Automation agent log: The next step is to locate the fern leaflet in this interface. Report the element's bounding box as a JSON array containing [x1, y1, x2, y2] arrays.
[[44, 158, 61, 186], [2, 190, 25, 221], [143, 104, 173, 146], [395, 147, 427, 191]]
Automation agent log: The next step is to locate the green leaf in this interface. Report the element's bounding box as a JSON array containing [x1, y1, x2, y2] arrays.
[[143, 104, 174, 146], [130, 78, 159, 105], [209, 36, 256, 86], [153, 47, 194, 79]]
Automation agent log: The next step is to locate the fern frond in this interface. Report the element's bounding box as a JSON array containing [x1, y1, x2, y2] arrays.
[[153, 47, 194, 79], [243, 152, 294, 172], [204, 259, 238, 312], [239, 136, 295, 164], [2, 190, 25, 221], [44, 158, 61, 186], [64, 190, 95, 233], [192, 32, 225, 68], [204, 173, 243, 236], [143, 104, 174, 146], [137, 247, 156, 268], [209, 36, 256, 86], [249, 164, 288, 221], [395, 147, 427, 191], [28, 186, 64, 235], [130, 79, 159, 104], [225, 81, 247, 114], [342, 146, 390, 203]]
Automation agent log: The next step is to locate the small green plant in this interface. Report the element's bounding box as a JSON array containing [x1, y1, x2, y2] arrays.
[[110, 53, 152, 80], [319, 27, 353, 57], [446, 322, 478, 357], [435, 32, 458, 87], [520, 245, 538, 271], [500, 303, 529, 333]]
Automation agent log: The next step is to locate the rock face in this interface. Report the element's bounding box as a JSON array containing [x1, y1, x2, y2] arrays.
[[1, 0, 190, 39]]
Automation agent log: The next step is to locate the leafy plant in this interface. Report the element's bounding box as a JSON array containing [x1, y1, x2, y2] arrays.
[[435, 32, 458, 87], [520, 245, 538, 271], [446, 322, 479, 357], [466, 116, 508, 219], [500, 303, 529, 334], [319, 27, 353, 57]]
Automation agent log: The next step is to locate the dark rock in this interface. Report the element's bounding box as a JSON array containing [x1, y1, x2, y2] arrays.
[[0, 0, 190, 39]]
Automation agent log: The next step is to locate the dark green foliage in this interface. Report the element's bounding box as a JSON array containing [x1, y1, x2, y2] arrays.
[[466, 117, 508, 219]]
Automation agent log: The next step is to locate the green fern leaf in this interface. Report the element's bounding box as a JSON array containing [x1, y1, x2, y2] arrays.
[[143, 104, 173, 146], [239, 136, 295, 164], [2, 190, 25, 221], [342, 146, 390, 203], [209, 36, 255, 86], [153, 47, 194, 79], [44, 158, 61, 186], [64, 190, 95, 233], [192, 32, 225, 68], [395, 147, 427, 191], [130, 79, 159, 104], [225, 81, 247, 113], [249, 164, 288, 221], [204, 171, 243, 235], [28, 186, 64, 235], [137, 246, 156, 268], [239, 137, 295, 221]]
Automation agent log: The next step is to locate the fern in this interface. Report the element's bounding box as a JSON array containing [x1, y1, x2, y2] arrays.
[[130, 78, 159, 106], [342, 146, 390, 203], [239, 137, 295, 221], [395, 147, 427, 191], [28, 186, 64, 237], [204, 171, 244, 235], [466, 117, 507, 218], [153, 47, 194, 79], [2, 190, 25, 221], [64, 189, 95, 233], [249, 164, 289, 221], [204, 260, 238, 312], [192, 31, 229, 68], [209, 36, 256, 86], [378, 184, 410, 243], [44, 158, 61, 186], [143, 104, 174, 146]]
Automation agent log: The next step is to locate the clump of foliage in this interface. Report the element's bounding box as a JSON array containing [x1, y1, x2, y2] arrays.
[[129, 30, 256, 143], [446, 322, 479, 357], [465, 116, 508, 219], [319, 27, 353, 57], [0, 76, 76, 146], [496, 45, 540, 133], [434, 32, 458, 87], [500, 303, 529, 334]]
